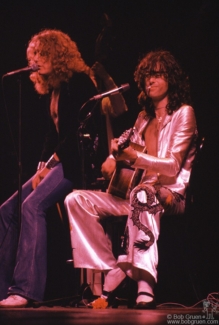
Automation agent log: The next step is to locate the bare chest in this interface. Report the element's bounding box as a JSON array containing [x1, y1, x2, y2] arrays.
[[50, 89, 60, 132], [144, 118, 159, 156]]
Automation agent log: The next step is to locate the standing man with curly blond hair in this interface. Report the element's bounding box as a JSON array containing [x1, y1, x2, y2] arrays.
[[0, 29, 98, 307]]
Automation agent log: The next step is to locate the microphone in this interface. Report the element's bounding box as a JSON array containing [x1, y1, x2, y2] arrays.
[[4, 64, 39, 77], [90, 83, 130, 101]]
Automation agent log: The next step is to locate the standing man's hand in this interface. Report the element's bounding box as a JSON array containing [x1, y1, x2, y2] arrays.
[[32, 167, 50, 190]]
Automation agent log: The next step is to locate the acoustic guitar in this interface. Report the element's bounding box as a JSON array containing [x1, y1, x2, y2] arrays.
[[107, 128, 146, 199]]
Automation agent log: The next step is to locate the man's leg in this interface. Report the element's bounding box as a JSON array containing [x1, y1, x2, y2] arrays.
[[7, 164, 73, 302], [117, 184, 185, 307], [0, 178, 33, 300], [65, 190, 130, 271]]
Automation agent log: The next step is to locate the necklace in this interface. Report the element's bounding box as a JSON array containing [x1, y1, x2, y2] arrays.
[[155, 112, 167, 131], [155, 106, 167, 123], [156, 112, 166, 122], [157, 116, 162, 123]]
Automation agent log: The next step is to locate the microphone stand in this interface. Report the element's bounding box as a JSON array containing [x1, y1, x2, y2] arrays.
[[18, 75, 22, 230], [75, 99, 100, 301], [77, 100, 100, 189], [77, 124, 91, 189], [2, 71, 33, 232]]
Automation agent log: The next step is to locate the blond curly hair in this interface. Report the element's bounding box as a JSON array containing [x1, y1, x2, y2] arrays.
[[26, 29, 94, 94]]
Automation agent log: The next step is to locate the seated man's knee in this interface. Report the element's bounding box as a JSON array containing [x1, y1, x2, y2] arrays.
[[64, 190, 98, 216], [64, 191, 78, 207]]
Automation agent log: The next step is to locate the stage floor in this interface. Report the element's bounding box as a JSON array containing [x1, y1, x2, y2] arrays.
[[0, 305, 218, 325]]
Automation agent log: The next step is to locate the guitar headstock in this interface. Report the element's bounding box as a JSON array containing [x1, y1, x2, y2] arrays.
[[118, 127, 134, 150]]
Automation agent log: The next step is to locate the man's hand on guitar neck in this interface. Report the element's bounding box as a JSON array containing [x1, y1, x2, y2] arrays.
[[101, 137, 138, 180], [115, 146, 138, 164], [111, 138, 138, 164]]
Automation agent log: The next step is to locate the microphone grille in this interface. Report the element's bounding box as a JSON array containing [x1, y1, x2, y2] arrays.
[[31, 64, 39, 72], [121, 83, 130, 91]]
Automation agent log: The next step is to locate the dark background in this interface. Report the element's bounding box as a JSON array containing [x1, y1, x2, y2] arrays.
[[0, 0, 218, 306]]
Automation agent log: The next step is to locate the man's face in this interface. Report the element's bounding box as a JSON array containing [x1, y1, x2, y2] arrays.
[[144, 66, 168, 102], [27, 41, 53, 76]]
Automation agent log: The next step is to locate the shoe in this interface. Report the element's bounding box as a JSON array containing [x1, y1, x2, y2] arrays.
[[87, 277, 137, 309], [0, 295, 29, 308], [134, 292, 156, 310]]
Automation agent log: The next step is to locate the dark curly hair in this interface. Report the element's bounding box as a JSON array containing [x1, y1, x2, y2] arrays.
[[134, 50, 191, 117]]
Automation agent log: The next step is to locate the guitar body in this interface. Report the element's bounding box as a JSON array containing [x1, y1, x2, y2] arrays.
[[107, 142, 146, 199]]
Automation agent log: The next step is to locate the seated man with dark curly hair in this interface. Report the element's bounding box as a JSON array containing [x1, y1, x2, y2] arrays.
[[65, 49, 198, 309]]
